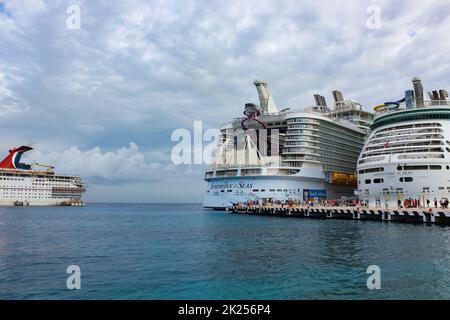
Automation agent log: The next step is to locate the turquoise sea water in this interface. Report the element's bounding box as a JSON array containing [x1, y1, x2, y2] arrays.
[[0, 203, 449, 299]]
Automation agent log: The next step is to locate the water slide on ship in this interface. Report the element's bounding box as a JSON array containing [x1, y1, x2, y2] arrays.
[[373, 97, 406, 112]]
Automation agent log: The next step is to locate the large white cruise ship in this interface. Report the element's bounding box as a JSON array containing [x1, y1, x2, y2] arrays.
[[357, 77, 450, 208], [204, 81, 373, 209], [0, 146, 86, 206]]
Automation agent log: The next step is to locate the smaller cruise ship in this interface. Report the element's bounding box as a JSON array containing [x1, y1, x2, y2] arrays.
[[357, 77, 450, 208], [0, 146, 86, 206]]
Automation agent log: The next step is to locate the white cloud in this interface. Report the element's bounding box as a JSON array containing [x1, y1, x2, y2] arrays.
[[0, 65, 29, 117], [24, 142, 201, 184]]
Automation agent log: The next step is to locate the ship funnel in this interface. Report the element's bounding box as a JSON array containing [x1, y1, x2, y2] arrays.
[[314, 94, 327, 107], [332, 90, 344, 103], [253, 80, 279, 114], [412, 77, 424, 108]]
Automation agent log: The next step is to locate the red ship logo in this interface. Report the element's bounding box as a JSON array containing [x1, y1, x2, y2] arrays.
[[0, 146, 33, 169]]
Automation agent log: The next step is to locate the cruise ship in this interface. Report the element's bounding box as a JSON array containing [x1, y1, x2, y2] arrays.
[[357, 77, 450, 208], [204, 81, 374, 209], [0, 146, 86, 206]]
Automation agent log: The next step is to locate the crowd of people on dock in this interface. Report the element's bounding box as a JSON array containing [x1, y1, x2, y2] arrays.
[[231, 196, 450, 210], [232, 198, 359, 209], [395, 197, 449, 209]]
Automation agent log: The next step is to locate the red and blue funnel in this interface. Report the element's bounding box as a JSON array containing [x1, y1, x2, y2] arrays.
[[0, 146, 33, 169]]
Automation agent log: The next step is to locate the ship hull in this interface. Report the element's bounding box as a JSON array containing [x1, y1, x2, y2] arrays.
[[357, 115, 450, 208], [0, 199, 83, 206], [204, 175, 354, 210], [0, 170, 85, 207]]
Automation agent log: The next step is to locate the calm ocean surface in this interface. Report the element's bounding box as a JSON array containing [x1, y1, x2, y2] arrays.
[[0, 203, 449, 299]]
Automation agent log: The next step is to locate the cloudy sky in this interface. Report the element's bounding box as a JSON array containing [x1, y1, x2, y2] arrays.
[[1, 0, 449, 202]]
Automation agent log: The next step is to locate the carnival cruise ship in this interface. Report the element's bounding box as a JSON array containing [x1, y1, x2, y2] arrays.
[[204, 81, 374, 209], [0, 146, 86, 206], [357, 77, 450, 208]]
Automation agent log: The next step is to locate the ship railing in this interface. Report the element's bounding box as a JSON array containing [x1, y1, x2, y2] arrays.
[[421, 100, 450, 107], [209, 162, 283, 170], [375, 100, 450, 114]]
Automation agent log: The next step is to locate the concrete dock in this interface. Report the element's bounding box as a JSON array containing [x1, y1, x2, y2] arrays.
[[228, 205, 450, 225]]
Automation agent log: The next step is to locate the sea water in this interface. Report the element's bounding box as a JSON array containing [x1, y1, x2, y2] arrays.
[[0, 203, 449, 299]]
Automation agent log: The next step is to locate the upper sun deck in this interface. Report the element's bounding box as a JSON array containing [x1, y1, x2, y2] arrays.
[[372, 100, 450, 130], [0, 168, 82, 180]]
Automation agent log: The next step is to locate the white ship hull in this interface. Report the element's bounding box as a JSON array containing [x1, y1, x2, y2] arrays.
[[204, 175, 354, 209], [357, 76, 450, 208], [0, 199, 82, 206], [358, 161, 450, 208], [0, 146, 86, 206], [0, 170, 85, 207]]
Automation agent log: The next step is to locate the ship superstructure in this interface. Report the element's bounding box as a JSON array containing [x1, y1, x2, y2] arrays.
[[204, 81, 373, 209], [0, 146, 86, 206], [357, 77, 450, 208]]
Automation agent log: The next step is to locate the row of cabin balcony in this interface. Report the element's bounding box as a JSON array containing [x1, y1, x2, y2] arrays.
[[371, 130, 444, 140], [369, 135, 444, 145]]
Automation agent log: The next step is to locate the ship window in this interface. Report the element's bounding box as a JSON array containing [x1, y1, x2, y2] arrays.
[[439, 187, 445, 190], [447, 166, 450, 170], [365, 179, 371, 184], [373, 179, 384, 184], [429, 165, 442, 170], [358, 167, 384, 174], [260, 189, 265, 192], [401, 165, 429, 171], [399, 177, 413, 182], [277, 189, 282, 192], [252, 189, 259, 192], [269, 189, 276, 192]]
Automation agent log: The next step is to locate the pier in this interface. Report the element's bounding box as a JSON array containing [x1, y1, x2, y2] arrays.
[[228, 205, 450, 225]]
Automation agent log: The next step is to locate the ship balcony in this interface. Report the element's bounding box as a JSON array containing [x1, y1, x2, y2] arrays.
[[287, 125, 319, 130], [361, 146, 444, 157], [285, 136, 318, 142], [368, 135, 444, 145], [266, 168, 300, 176], [287, 119, 320, 124], [285, 131, 319, 137], [370, 131, 444, 141], [214, 169, 238, 177], [241, 168, 262, 176], [282, 156, 320, 163], [363, 141, 444, 152], [283, 144, 320, 150], [282, 150, 320, 156]]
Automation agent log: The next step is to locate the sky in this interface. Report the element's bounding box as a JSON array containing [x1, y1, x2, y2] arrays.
[[0, 0, 450, 203]]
